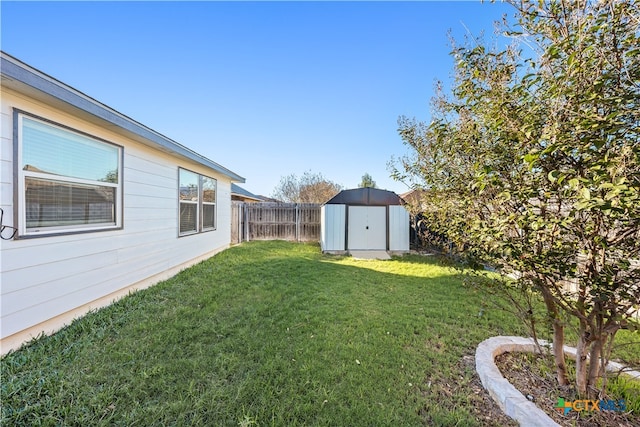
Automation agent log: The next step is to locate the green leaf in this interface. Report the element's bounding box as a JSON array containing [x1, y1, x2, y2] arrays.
[[523, 153, 537, 164], [557, 174, 567, 185]]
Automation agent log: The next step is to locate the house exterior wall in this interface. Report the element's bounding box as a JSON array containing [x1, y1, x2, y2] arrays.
[[389, 205, 410, 252], [320, 204, 345, 252], [0, 87, 234, 353]]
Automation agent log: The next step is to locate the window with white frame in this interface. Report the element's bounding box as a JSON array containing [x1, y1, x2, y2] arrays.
[[201, 176, 216, 231], [17, 113, 122, 237], [179, 168, 216, 236]]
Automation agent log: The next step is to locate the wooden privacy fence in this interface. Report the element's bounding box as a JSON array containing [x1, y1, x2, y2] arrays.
[[231, 202, 321, 244]]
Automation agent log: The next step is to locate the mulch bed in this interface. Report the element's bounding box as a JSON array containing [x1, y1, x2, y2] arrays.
[[495, 352, 639, 427]]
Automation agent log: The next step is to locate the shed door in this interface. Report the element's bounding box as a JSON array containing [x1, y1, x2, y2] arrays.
[[348, 206, 386, 250]]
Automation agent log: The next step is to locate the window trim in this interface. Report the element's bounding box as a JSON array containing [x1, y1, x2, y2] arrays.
[[178, 168, 199, 236], [14, 110, 124, 238], [178, 167, 217, 237], [201, 176, 217, 232]]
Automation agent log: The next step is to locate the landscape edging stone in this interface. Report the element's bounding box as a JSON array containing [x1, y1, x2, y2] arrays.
[[476, 336, 561, 427], [476, 336, 640, 426]]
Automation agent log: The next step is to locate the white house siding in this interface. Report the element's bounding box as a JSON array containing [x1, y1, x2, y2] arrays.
[[0, 103, 13, 226], [320, 204, 346, 252], [0, 87, 234, 352], [389, 205, 410, 252]]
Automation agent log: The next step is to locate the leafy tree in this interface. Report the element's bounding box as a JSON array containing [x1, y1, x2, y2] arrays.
[[358, 173, 377, 188], [271, 171, 342, 203], [392, 0, 639, 397]]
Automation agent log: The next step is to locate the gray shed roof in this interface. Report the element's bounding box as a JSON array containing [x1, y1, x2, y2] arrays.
[[324, 188, 405, 206], [1, 51, 245, 183]]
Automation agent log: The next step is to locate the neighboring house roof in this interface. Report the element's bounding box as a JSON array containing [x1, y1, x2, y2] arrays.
[[324, 187, 405, 206], [399, 189, 417, 200], [400, 189, 429, 211], [231, 183, 262, 202], [256, 195, 281, 203], [0, 51, 245, 183]]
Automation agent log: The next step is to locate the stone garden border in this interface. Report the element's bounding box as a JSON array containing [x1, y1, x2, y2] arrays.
[[475, 336, 640, 426]]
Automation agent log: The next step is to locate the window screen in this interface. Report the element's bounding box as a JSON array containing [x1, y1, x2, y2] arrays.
[[18, 114, 122, 236], [178, 168, 216, 236]]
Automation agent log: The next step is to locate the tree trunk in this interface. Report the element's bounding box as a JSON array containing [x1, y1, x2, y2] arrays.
[[575, 321, 591, 397], [587, 336, 603, 398], [551, 318, 569, 386], [540, 286, 569, 386]]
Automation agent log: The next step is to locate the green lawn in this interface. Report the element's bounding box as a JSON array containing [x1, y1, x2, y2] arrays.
[[1, 241, 635, 426]]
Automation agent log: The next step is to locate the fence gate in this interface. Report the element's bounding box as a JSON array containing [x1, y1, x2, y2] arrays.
[[231, 202, 320, 244]]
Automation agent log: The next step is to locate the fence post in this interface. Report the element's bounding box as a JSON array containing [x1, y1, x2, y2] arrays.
[[238, 203, 242, 243], [241, 202, 246, 243], [295, 204, 300, 242], [244, 203, 249, 242]]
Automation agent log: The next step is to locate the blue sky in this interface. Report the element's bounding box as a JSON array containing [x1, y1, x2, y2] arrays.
[[1, 1, 515, 197]]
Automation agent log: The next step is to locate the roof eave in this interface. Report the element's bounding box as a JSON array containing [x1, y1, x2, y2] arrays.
[[1, 51, 245, 183]]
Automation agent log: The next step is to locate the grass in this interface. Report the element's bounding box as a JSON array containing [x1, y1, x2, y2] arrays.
[[1, 241, 636, 426]]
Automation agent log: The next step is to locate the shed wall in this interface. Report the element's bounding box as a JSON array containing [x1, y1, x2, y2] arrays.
[[0, 88, 233, 347], [389, 205, 410, 251], [320, 204, 345, 251]]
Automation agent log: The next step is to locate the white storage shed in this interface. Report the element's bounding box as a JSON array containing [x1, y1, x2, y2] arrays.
[[320, 188, 409, 254]]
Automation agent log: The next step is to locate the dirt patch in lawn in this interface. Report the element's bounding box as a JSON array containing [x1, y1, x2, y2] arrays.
[[419, 354, 518, 426], [495, 352, 639, 427], [459, 354, 520, 426]]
